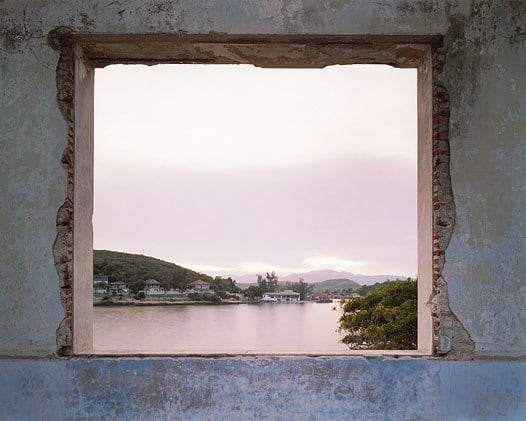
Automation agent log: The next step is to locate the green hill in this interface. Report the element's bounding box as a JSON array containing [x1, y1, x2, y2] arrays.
[[93, 250, 213, 292], [312, 278, 361, 293]]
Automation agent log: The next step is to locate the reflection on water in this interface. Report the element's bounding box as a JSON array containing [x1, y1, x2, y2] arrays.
[[93, 301, 349, 354]]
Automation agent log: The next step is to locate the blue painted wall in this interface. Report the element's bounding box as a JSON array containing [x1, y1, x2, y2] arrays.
[[1, 359, 525, 420]]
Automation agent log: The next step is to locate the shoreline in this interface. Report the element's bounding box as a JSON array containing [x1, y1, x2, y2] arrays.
[[92, 299, 314, 307], [93, 299, 252, 307]]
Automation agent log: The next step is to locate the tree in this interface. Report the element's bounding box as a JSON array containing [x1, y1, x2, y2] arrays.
[[134, 291, 146, 300], [338, 279, 417, 350], [257, 271, 279, 293], [210, 276, 241, 295], [355, 280, 393, 297], [265, 271, 279, 292], [172, 272, 189, 291], [281, 278, 314, 300], [244, 285, 263, 300]]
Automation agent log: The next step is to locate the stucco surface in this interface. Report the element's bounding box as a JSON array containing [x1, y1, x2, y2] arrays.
[[1, 0, 525, 419], [0, 37, 65, 355], [0, 358, 524, 420], [440, 1, 526, 356]]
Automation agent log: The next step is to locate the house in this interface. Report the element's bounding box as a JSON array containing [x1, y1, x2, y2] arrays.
[[315, 294, 332, 303], [144, 279, 161, 291], [93, 286, 108, 295], [261, 290, 300, 303], [144, 279, 164, 295], [93, 275, 109, 294], [189, 279, 210, 291], [109, 281, 129, 294]]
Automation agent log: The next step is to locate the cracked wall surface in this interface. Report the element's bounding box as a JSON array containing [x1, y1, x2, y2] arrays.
[[1, 0, 525, 418]]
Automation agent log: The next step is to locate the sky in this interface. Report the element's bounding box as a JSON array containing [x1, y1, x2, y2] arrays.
[[94, 64, 417, 278]]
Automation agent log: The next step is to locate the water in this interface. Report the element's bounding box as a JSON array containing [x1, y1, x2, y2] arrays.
[[93, 301, 350, 354]]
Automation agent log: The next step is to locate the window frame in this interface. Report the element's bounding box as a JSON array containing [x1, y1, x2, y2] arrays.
[[51, 32, 444, 356]]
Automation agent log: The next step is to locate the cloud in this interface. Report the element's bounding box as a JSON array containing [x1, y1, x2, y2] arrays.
[[95, 64, 416, 173], [182, 257, 375, 277], [303, 256, 370, 272], [179, 261, 307, 277], [235, 262, 307, 275], [177, 263, 238, 275]]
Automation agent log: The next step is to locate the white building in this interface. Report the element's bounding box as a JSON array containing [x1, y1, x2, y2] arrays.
[[144, 279, 164, 295], [189, 279, 210, 291], [261, 290, 300, 303], [109, 281, 129, 294]]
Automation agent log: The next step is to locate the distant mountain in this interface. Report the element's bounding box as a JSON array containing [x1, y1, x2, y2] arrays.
[[237, 278, 360, 292], [233, 269, 404, 287], [93, 250, 213, 291], [312, 278, 360, 293]]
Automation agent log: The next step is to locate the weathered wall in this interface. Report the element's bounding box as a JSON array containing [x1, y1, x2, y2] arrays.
[[1, 0, 525, 419], [439, 2, 526, 356], [0, 358, 525, 420]]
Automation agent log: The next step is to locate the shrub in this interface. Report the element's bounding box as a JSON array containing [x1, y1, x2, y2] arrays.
[[134, 291, 146, 300], [188, 292, 221, 303]]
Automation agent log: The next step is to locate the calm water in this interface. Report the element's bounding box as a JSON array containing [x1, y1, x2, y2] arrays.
[[93, 301, 350, 354]]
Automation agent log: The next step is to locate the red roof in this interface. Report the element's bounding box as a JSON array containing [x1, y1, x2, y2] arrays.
[[190, 279, 209, 286]]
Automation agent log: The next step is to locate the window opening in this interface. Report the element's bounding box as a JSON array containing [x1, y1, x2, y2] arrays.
[[92, 64, 418, 354]]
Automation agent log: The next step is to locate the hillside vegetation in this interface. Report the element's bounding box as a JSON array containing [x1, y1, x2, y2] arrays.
[[312, 278, 361, 293], [93, 250, 213, 292]]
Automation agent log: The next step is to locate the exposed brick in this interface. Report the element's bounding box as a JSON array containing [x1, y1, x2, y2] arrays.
[[50, 27, 75, 357]]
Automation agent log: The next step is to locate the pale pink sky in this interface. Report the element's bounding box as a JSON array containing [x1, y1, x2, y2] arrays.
[[94, 64, 417, 277]]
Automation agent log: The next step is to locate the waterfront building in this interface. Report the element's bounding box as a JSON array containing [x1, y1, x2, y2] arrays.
[[190, 279, 210, 291], [261, 290, 300, 303], [144, 279, 164, 295], [109, 281, 129, 294]]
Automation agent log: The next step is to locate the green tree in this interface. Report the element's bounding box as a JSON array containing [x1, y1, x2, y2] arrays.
[[210, 276, 241, 295], [257, 271, 278, 292], [281, 278, 314, 300], [134, 291, 146, 300], [338, 279, 417, 350], [256, 274, 266, 292], [266, 272, 279, 292], [172, 272, 190, 291], [355, 280, 393, 297], [293, 278, 313, 300], [245, 285, 263, 300]]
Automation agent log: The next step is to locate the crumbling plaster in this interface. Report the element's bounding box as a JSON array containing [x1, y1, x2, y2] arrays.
[[1, 0, 525, 419]]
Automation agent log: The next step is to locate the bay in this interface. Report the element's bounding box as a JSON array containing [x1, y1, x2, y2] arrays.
[[93, 301, 349, 354]]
